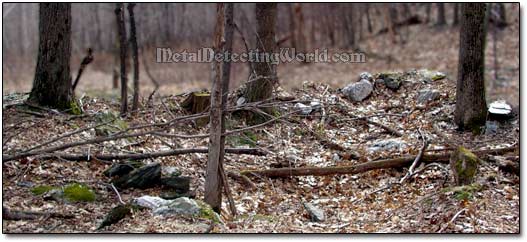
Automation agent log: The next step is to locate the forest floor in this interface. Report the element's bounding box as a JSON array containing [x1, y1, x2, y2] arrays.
[[2, 8, 520, 234], [2, 71, 519, 232]]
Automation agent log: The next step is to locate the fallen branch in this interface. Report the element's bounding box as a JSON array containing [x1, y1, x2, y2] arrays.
[[437, 208, 467, 233], [2, 207, 74, 220], [240, 146, 517, 178], [400, 129, 429, 183], [227, 171, 257, 191], [39, 148, 267, 161]]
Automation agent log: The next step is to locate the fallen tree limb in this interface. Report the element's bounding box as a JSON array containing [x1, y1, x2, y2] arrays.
[[240, 146, 517, 178], [41, 148, 267, 161], [2, 207, 74, 220]]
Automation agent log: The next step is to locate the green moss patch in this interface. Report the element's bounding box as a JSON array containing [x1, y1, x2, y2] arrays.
[[196, 200, 221, 224], [227, 131, 258, 147], [63, 183, 96, 202], [31, 185, 58, 195], [94, 111, 128, 136], [443, 183, 483, 201]]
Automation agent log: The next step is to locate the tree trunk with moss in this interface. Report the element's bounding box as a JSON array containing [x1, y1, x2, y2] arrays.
[[454, 3, 487, 132], [28, 3, 75, 112], [244, 3, 277, 104]]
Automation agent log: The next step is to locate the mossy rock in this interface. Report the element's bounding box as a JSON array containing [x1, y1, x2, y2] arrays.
[[67, 99, 83, 115], [442, 183, 483, 201], [195, 200, 222, 224], [31, 185, 58, 195], [63, 183, 96, 202], [94, 111, 128, 136], [418, 69, 446, 82], [449, 146, 479, 186], [226, 131, 258, 147]]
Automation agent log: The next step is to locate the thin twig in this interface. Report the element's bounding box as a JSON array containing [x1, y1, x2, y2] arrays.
[[110, 183, 126, 205]]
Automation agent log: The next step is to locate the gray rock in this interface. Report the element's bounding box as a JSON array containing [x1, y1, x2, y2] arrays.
[[236, 97, 246, 106], [153, 197, 201, 216], [368, 139, 407, 152], [294, 103, 312, 115], [113, 163, 161, 189], [133, 195, 170, 210], [16, 181, 34, 188], [417, 89, 440, 104], [162, 166, 181, 177], [310, 101, 322, 112], [359, 72, 373, 81], [384, 76, 402, 90], [485, 121, 499, 135], [374, 79, 385, 85], [160, 190, 196, 200], [161, 176, 191, 194], [103, 161, 143, 178], [418, 69, 446, 82], [342, 79, 373, 102], [303, 202, 325, 222]]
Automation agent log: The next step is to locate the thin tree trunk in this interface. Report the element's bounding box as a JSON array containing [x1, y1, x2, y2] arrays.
[[28, 3, 74, 111], [366, 4, 373, 33], [128, 3, 140, 112], [452, 3, 460, 26], [436, 3, 447, 26], [244, 3, 278, 104], [454, 3, 488, 131], [115, 3, 128, 115], [219, 3, 235, 216], [287, 4, 296, 49], [425, 3, 431, 23], [205, 3, 226, 213]]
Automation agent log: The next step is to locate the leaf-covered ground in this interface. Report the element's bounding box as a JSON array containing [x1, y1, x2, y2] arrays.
[[2, 70, 519, 232], [2, 6, 520, 233]]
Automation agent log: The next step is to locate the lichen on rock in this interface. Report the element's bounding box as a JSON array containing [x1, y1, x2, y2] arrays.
[[449, 146, 479, 185]]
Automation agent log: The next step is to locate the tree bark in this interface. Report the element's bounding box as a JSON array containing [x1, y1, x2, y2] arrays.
[[454, 3, 488, 131], [287, 4, 297, 49], [452, 3, 460, 26], [244, 3, 278, 104], [128, 3, 140, 112], [115, 3, 128, 116], [436, 3, 447, 26], [28, 3, 74, 111], [205, 3, 226, 213]]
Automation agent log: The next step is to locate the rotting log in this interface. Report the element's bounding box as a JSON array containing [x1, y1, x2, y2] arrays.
[[240, 146, 517, 178], [39, 148, 267, 161]]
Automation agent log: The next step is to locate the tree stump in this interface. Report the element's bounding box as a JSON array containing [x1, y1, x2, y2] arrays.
[[181, 92, 211, 127], [450, 146, 479, 185]]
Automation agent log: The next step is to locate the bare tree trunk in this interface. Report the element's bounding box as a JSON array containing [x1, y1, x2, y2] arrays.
[[425, 3, 431, 23], [205, 3, 226, 213], [28, 3, 75, 112], [294, 4, 306, 56], [244, 3, 278, 105], [366, 4, 373, 33], [115, 3, 128, 116], [385, 4, 397, 44], [436, 3, 447, 26], [452, 3, 460, 26], [287, 4, 296, 48], [128, 3, 140, 112], [454, 3, 487, 132]]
